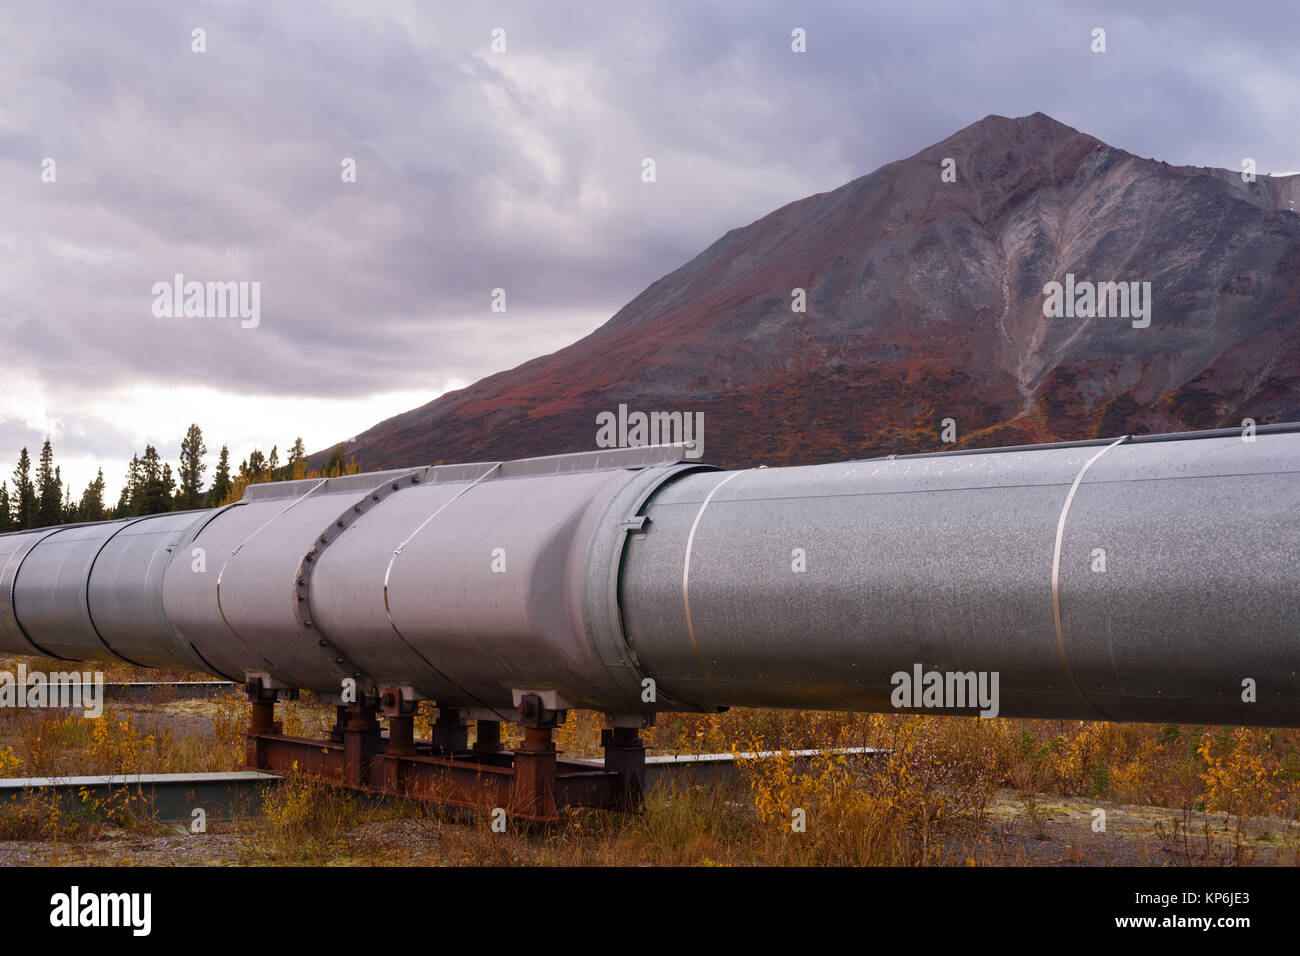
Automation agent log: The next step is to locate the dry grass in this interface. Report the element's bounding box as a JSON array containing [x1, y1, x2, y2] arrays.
[[3, 653, 1300, 864]]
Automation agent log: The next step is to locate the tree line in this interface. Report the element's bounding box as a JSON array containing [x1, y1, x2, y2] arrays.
[[0, 425, 360, 532]]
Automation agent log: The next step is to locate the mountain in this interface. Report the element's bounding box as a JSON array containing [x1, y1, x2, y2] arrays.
[[315, 112, 1300, 472]]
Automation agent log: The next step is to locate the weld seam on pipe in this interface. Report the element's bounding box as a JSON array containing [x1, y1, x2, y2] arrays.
[[681, 470, 747, 690], [1051, 436, 1128, 720], [3, 529, 72, 659], [82, 515, 156, 667], [214, 478, 328, 682], [298, 472, 421, 685], [383, 461, 514, 721]]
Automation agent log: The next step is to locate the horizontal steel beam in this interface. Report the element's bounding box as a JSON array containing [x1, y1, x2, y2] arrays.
[[0, 771, 280, 823], [0, 748, 883, 823]]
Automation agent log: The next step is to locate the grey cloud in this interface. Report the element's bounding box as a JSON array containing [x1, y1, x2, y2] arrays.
[[0, 0, 1297, 468]]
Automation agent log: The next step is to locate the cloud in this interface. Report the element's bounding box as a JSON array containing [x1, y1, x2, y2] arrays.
[[1, 0, 1297, 498]]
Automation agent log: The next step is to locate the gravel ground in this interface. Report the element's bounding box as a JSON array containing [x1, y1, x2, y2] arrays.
[[2, 789, 1296, 866]]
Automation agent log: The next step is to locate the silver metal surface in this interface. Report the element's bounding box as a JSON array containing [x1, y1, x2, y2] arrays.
[[621, 430, 1300, 725], [302, 472, 424, 690], [85, 511, 215, 670], [681, 470, 747, 691], [1049, 435, 1128, 720], [0, 432, 1296, 727], [0, 528, 68, 657]]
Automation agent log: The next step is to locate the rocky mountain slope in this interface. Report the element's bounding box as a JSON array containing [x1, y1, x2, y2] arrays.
[[316, 112, 1300, 471]]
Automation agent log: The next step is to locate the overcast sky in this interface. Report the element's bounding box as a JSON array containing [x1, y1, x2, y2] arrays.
[[2, 0, 1297, 502]]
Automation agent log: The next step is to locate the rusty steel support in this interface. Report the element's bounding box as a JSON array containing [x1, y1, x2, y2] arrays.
[[249, 700, 277, 733], [432, 707, 469, 754], [511, 725, 559, 821], [340, 704, 382, 787], [380, 686, 418, 758], [601, 726, 646, 810], [328, 705, 349, 743], [386, 713, 415, 756], [242, 692, 646, 822], [509, 692, 561, 820], [245, 699, 279, 770], [473, 719, 503, 755]]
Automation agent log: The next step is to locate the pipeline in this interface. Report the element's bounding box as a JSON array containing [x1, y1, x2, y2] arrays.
[[1, 426, 1297, 727]]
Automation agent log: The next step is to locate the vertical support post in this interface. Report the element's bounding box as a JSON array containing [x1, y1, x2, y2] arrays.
[[473, 719, 503, 756], [601, 726, 647, 810], [512, 725, 558, 821], [433, 707, 469, 754], [328, 705, 349, 743], [386, 712, 415, 756], [249, 699, 276, 733], [378, 686, 419, 794], [245, 699, 278, 770], [341, 704, 381, 787], [510, 692, 561, 821], [381, 712, 415, 795]]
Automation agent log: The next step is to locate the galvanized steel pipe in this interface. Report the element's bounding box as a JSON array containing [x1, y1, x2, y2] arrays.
[[0, 426, 1296, 726]]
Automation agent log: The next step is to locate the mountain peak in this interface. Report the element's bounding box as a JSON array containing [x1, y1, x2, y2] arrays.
[[317, 115, 1300, 472], [956, 111, 1086, 137], [929, 111, 1102, 161]]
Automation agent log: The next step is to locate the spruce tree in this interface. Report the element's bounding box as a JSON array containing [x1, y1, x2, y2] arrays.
[[136, 446, 174, 515], [13, 447, 36, 530], [117, 454, 141, 517], [247, 449, 266, 480], [177, 424, 208, 510], [287, 437, 307, 480], [35, 440, 63, 527], [79, 469, 107, 522], [0, 481, 11, 533], [209, 445, 232, 506], [160, 463, 176, 508]]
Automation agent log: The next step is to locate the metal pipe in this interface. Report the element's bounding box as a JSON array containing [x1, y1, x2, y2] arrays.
[[0, 429, 1295, 726]]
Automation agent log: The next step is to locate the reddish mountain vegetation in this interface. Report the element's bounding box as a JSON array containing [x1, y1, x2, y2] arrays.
[[318, 112, 1300, 471]]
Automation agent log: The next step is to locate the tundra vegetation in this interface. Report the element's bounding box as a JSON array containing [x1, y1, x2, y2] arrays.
[[0, 653, 1297, 866]]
